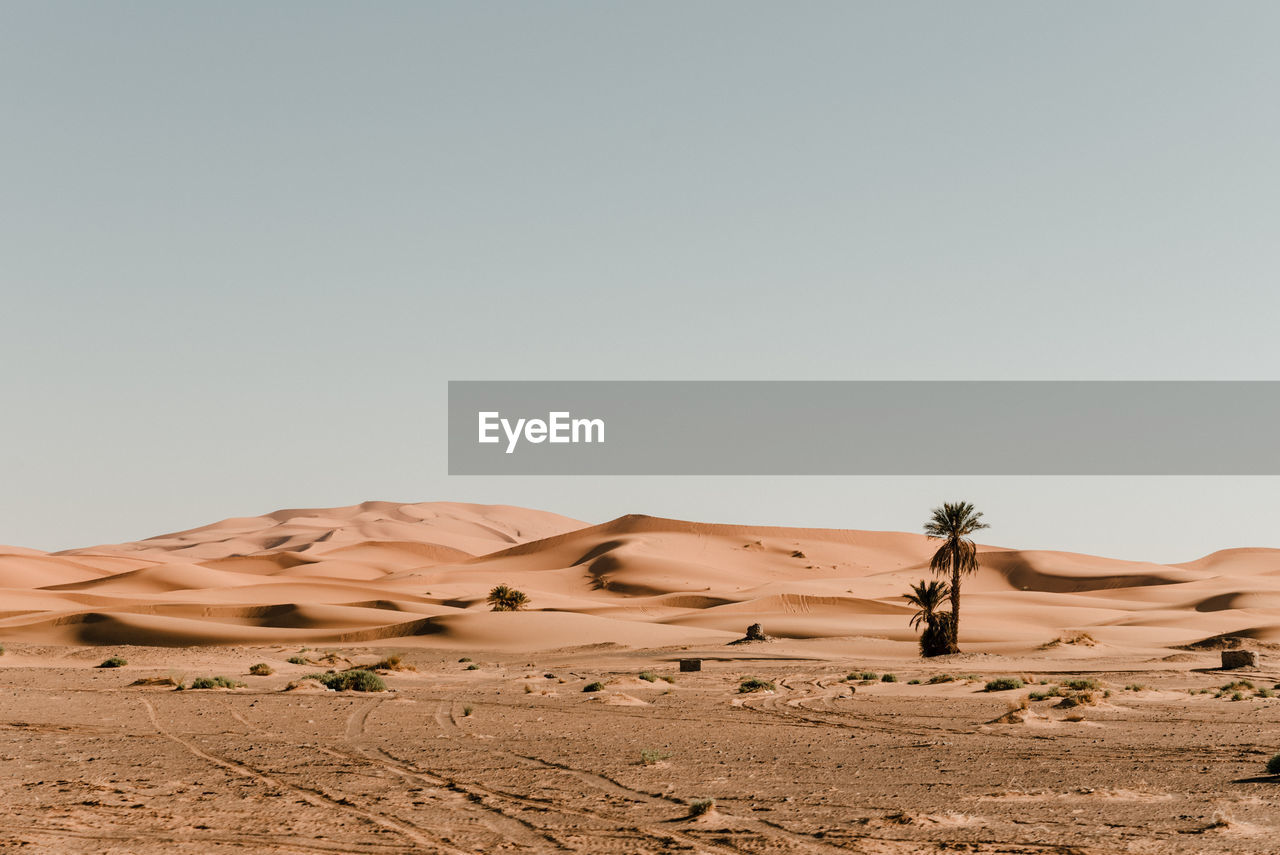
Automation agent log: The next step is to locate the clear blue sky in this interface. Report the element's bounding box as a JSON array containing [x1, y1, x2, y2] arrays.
[[4, 2, 1279, 560]]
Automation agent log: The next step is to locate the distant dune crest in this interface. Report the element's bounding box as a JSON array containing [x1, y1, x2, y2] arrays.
[[1, 501, 1278, 650]]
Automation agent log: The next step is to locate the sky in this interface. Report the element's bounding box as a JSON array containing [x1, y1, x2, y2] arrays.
[[3, 2, 1279, 561]]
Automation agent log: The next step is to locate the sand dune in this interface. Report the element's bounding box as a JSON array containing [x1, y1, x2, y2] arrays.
[[1, 502, 1278, 651]]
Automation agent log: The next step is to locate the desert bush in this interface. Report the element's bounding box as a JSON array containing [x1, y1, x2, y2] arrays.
[[881, 673, 898, 682], [583, 682, 605, 692], [1267, 754, 1280, 775], [487, 585, 530, 612], [738, 678, 775, 693], [1221, 680, 1255, 692], [856, 671, 879, 681], [306, 670, 386, 692], [367, 654, 415, 672], [1124, 683, 1147, 692], [984, 677, 1024, 692], [462, 705, 473, 717], [638, 671, 659, 682], [0, 644, 5, 655], [188, 676, 245, 690], [249, 663, 274, 676], [287, 656, 308, 665], [907, 678, 921, 685], [926, 674, 955, 684], [1062, 678, 1100, 691], [640, 749, 670, 766], [466, 663, 480, 671], [1231, 691, 1245, 701], [99, 657, 128, 668], [688, 799, 715, 817], [130, 675, 178, 687], [1258, 688, 1275, 698], [459, 657, 472, 663], [1056, 690, 1098, 709]]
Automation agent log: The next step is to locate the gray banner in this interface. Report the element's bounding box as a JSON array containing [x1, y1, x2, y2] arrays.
[[448, 381, 1280, 475]]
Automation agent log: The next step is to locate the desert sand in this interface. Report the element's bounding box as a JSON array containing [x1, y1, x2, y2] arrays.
[[1, 501, 1279, 852]]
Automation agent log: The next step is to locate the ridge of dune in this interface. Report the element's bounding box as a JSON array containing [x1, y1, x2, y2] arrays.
[[1, 504, 1277, 651]]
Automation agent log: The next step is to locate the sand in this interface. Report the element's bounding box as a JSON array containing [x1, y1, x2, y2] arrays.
[[1, 501, 1279, 852]]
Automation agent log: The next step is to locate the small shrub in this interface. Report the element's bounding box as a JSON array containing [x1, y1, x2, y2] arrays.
[[249, 663, 274, 676], [306, 670, 386, 692], [466, 663, 480, 671], [1231, 691, 1245, 701], [857, 671, 878, 681], [1124, 684, 1147, 692], [487, 584, 530, 612], [907, 678, 921, 685], [98, 657, 128, 668], [462, 705, 473, 717], [583, 682, 605, 693], [1258, 688, 1275, 698], [188, 676, 245, 690], [1221, 680, 1255, 692], [1267, 754, 1280, 775], [738, 678, 775, 693], [287, 656, 308, 665], [640, 749, 669, 765], [984, 678, 1024, 692], [638, 671, 659, 682], [0, 644, 5, 655], [129, 676, 178, 687], [367, 654, 415, 672], [459, 657, 472, 663], [881, 673, 897, 682], [1062, 678, 1100, 691], [926, 674, 955, 684], [688, 799, 715, 818]]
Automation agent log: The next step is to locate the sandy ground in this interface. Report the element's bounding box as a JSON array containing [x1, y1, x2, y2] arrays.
[[1, 641, 1278, 854], [3, 501, 1280, 851]]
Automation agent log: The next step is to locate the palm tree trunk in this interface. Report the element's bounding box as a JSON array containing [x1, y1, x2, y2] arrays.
[[950, 552, 961, 652]]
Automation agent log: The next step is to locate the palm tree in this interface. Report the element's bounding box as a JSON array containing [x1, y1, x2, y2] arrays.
[[903, 579, 953, 658], [487, 584, 529, 612], [923, 501, 989, 653]]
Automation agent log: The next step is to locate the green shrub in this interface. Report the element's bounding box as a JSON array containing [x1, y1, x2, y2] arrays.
[[640, 749, 670, 765], [466, 663, 480, 671], [1062, 678, 1099, 691], [1221, 680, 1255, 692], [926, 674, 955, 684], [98, 657, 128, 668], [638, 671, 659, 682], [188, 676, 245, 690], [487, 584, 530, 612], [738, 678, 775, 693], [583, 682, 605, 692], [306, 670, 386, 692], [249, 663, 273, 676], [1267, 754, 1280, 775], [880, 673, 897, 682], [688, 799, 715, 817], [857, 671, 878, 681], [1232, 691, 1245, 701], [907, 678, 921, 685], [1124, 683, 1147, 692], [462, 705, 473, 717], [984, 677, 1024, 692], [287, 656, 308, 665], [459, 657, 472, 663], [1258, 688, 1275, 698]]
